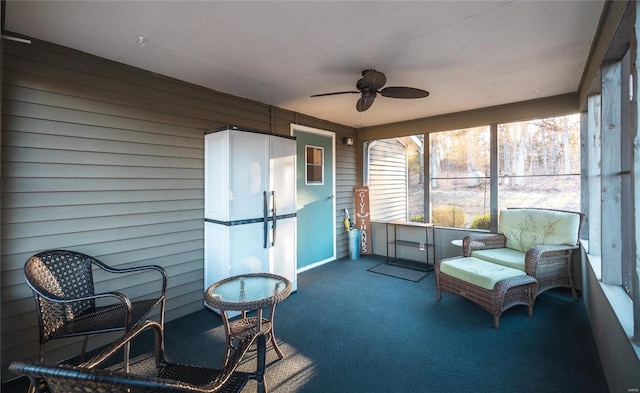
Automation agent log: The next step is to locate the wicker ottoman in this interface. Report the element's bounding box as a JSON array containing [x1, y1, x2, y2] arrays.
[[435, 256, 538, 328]]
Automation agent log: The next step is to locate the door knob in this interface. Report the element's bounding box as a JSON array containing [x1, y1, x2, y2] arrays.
[[328, 194, 335, 199]]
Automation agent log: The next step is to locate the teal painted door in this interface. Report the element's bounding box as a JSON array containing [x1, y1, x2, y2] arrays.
[[293, 126, 335, 269]]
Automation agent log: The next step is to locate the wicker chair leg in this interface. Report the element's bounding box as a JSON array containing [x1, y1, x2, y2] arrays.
[[38, 343, 45, 363], [493, 315, 500, 329], [27, 343, 49, 393], [124, 341, 130, 373], [80, 336, 89, 362]]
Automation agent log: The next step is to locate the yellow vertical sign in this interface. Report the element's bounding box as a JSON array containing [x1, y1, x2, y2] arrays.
[[354, 186, 372, 255]]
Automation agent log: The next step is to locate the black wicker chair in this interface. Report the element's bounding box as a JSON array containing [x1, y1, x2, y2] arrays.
[[23, 250, 167, 372], [10, 320, 267, 393]]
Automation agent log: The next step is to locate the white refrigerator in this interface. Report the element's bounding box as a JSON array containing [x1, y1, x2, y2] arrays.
[[204, 125, 297, 312]]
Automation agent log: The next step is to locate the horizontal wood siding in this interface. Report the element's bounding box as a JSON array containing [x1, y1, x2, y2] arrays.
[[1, 38, 357, 373], [368, 139, 408, 222], [335, 132, 359, 256]]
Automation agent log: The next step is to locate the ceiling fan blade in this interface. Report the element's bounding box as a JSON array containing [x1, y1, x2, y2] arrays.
[[311, 90, 360, 97], [380, 86, 430, 99], [356, 94, 376, 112], [361, 69, 387, 91]]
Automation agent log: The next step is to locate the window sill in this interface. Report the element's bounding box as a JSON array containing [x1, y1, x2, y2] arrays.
[[584, 244, 640, 360]]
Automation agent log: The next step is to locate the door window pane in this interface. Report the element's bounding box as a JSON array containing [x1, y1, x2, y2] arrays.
[[306, 146, 324, 184]]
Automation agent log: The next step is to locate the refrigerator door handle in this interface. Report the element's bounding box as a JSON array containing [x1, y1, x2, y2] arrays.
[[263, 191, 268, 248], [272, 191, 277, 246]]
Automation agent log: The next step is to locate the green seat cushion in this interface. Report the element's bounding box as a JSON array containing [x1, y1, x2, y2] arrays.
[[499, 209, 581, 252], [471, 248, 526, 271], [440, 257, 526, 290]]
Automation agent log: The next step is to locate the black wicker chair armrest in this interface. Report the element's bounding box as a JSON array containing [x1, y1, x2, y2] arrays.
[[10, 360, 207, 393], [463, 233, 506, 256], [82, 318, 260, 386], [92, 261, 168, 295], [81, 320, 164, 369], [213, 331, 263, 388], [10, 319, 265, 392], [35, 289, 137, 329], [26, 286, 133, 312], [524, 244, 578, 276]]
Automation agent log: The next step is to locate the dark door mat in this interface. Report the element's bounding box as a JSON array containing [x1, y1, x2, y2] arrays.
[[387, 259, 433, 272], [367, 263, 430, 282]]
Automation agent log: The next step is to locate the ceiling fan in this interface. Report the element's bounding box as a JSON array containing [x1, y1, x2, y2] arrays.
[[311, 69, 429, 112]]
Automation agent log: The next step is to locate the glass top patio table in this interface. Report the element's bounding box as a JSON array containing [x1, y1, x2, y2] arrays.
[[203, 273, 292, 393], [204, 273, 292, 312]]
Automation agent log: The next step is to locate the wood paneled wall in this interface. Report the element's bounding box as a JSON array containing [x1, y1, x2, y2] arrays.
[[0, 38, 357, 372]]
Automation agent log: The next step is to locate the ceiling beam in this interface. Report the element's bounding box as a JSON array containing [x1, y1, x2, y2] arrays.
[[578, 1, 630, 110], [357, 93, 578, 141]]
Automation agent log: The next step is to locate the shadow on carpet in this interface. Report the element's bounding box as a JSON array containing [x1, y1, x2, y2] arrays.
[[367, 263, 430, 282]]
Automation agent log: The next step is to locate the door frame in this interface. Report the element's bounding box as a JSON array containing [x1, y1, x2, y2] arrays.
[[290, 124, 337, 272]]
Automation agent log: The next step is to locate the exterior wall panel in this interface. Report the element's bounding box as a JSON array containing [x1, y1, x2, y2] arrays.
[[0, 38, 357, 373], [368, 139, 408, 222]]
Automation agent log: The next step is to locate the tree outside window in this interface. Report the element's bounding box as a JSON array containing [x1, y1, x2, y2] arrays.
[[428, 127, 490, 228], [408, 114, 581, 228], [497, 115, 580, 217]]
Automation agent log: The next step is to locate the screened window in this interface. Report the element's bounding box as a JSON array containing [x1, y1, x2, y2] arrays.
[[429, 127, 490, 228], [497, 116, 581, 213], [424, 115, 580, 228], [365, 114, 578, 230]]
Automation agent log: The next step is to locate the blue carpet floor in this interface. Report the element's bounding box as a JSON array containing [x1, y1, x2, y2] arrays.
[[3, 255, 608, 392], [170, 255, 607, 392]]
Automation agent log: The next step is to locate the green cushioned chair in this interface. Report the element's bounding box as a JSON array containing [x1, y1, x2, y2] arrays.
[[463, 208, 585, 299]]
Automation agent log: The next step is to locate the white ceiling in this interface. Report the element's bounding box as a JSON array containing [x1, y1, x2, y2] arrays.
[[5, 1, 604, 128]]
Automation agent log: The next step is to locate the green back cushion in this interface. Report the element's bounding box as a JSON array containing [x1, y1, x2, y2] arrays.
[[499, 209, 580, 252]]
